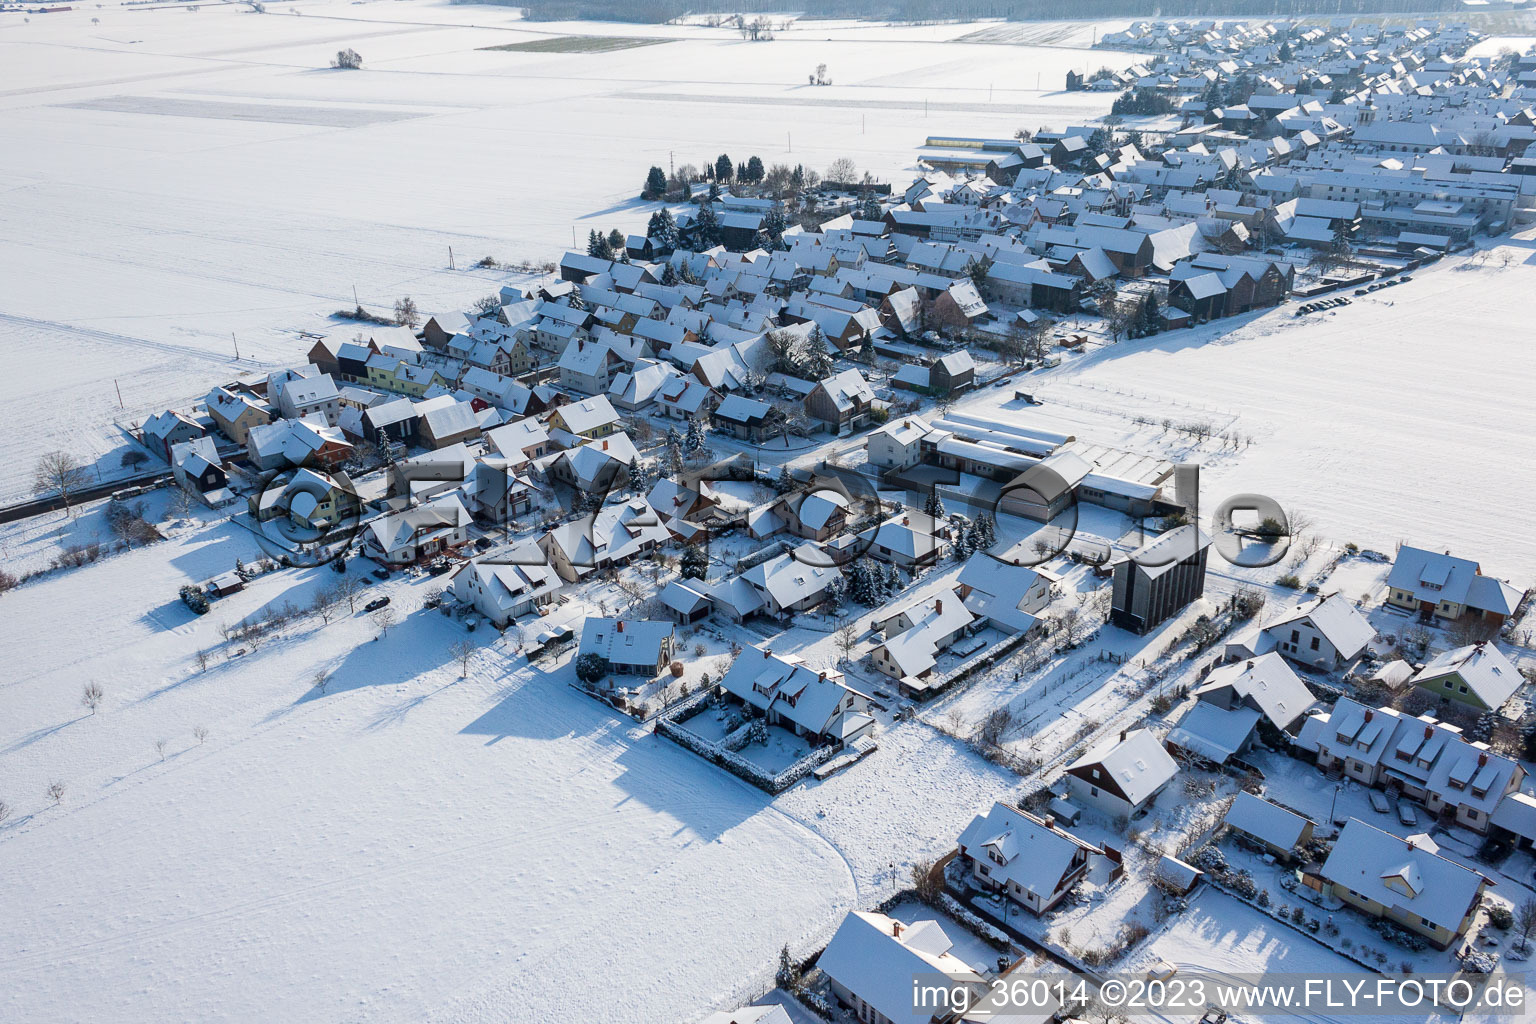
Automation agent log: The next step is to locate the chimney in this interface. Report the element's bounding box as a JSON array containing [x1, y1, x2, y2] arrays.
[[1364, 709, 1374, 723], [1043, 814, 1056, 829], [764, 648, 772, 658], [602, 440, 608, 451], [1120, 728, 1128, 742], [617, 620, 624, 633], [902, 517, 910, 526], [1478, 752, 1489, 767], [819, 671, 827, 682], [892, 921, 902, 937], [1424, 724, 1433, 738], [935, 599, 943, 615]]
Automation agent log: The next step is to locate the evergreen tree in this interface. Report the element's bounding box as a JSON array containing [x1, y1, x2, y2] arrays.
[[629, 457, 654, 494], [774, 465, 796, 493], [882, 562, 902, 597], [680, 544, 709, 581], [586, 229, 603, 257], [715, 153, 734, 183], [663, 427, 685, 476], [859, 196, 882, 221], [924, 490, 946, 519], [708, 181, 721, 202], [1140, 292, 1163, 336], [952, 523, 973, 561], [848, 559, 876, 605], [660, 262, 678, 286], [1278, 38, 1293, 62], [684, 417, 706, 455], [761, 207, 788, 250], [642, 165, 667, 200], [971, 512, 996, 551], [693, 203, 721, 249], [744, 155, 765, 183], [647, 208, 679, 252], [790, 164, 805, 190]]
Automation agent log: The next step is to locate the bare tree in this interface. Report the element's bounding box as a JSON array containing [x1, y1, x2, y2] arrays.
[[1515, 898, 1536, 952], [194, 648, 211, 672], [81, 682, 104, 715], [154, 739, 167, 761], [393, 296, 420, 328], [975, 706, 1015, 748], [0, 799, 10, 825], [834, 620, 860, 664], [612, 573, 648, 608], [312, 670, 329, 694], [449, 639, 475, 678], [46, 781, 65, 806], [34, 451, 92, 516], [825, 156, 857, 183], [193, 725, 209, 745], [334, 575, 364, 613], [311, 585, 341, 624], [371, 608, 397, 635]]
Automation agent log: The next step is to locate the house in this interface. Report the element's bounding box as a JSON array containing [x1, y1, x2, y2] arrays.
[[715, 645, 873, 744], [712, 395, 777, 443], [1384, 545, 1521, 629], [955, 553, 1057, 634], [246, 416, 352, 472], [548, 394, 620, 442], [1109, 526, 1211, 634], [1307, 818, 1492, 949], [1410, 643, 1521, 713], [361, 493, 470, 564], [449, 545, 561, 627], [577, 618, 676, 679], [1195, 652, 1315, 736], [804, 369, 876, 433], [932, 278, 989, 327], [1165, 701, 1263, 766], [204, 386, 271, 445], [362, 397, 420, 447], [657, 580, 713, 625], [418, 397, 484, 450], [1065, 728, 1178, 819], [655, 377, 717, 421], [697, 1006, 794, 1024], [541, 433, 637, 494], [955, 800, 1100, 915], [540, 499, 669, 582], [817, 911, 986, 1024], [249, 468, 359, 530], [271, 371, 341, 427], [858, 510, 951, 569], [169, 437, 228, 504], [141, 410, 204, 462], [485, 417, 552, 465], [871, 590, 976, 690], [1296, 697, 1524, 834], [557, 338, 623, 395], [734, 549, 842, 618], [1223, 792, 1315, 862], [866, 417, 932, 471], [608, 359, 683, 412], [779, 489, 849, 542], [1252, 592, 1376, 671], [459, 459, 536, 524]]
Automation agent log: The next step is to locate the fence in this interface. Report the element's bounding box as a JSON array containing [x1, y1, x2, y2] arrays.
[[654, 694, 839, 794]]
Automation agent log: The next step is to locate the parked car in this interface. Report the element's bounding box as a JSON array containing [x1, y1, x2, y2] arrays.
[[1396, 800, 1419, 826], [364, 596, 391, 612], [371, 567, 390, 580], [1369, 791, 1392, 814]]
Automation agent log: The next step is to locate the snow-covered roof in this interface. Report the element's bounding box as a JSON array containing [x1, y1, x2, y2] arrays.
[[577, 617, 674, 667], [1067, 728, 1178, 807], [876, 588, 975, 678], [1320, 818, 1489, 934], [1166, 702, 1261, 763], [957, 800, 1099, 903], [1195, 652, 1314, 732], [1263, 592, 1377, 661], [816, 911, 983, 1024], [1224, 791, 1314, 851], [1411, 642, 1521, 710]]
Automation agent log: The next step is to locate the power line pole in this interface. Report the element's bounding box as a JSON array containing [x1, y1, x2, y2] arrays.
[[114, 379, 123, 408], [352, 284, 359, 309], [231, 332, 241, 361], [448, 245, 455, 270]]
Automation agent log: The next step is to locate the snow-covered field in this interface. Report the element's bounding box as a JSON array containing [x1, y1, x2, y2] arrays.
[[0, 0, 1130, 501]]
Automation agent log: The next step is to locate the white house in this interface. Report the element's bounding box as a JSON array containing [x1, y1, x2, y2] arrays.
[[955, 553, 1058, 634], [817, 911, 986, 1024], [449, 544, 561, 627], [955, 800, 1100, 915], [1195, 652, 1315, 735], [577, 617, 676, 678], [871, 589, 975, 688], [1064, 728, 1178, 819], [716, 645, 873, 744], [866, 416, 933, 471], [1241, 592, 1376, 671], [361, 493, 471, 564]]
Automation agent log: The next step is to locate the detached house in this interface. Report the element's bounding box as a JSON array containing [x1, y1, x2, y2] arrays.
[[141, 410, 205, 463], [871, 590, 976, 691], [1065, 728, 1178, 819], [361, 493, 471, 564], [956, 800, 1100, 915], [716, 645, 873, 745], [817, 911, 986, 1024], [1243, 592, 1376, 672], [449, 544, 561, 627], [205, 386, 271, 445], [805, 369, 876, 433], [1385, 545, 1521, 629], [1410, 642, 1521, 713], [1308, 818, 1492, 949], [577, 618, 676, 679], [857, 510, 951, 569]]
